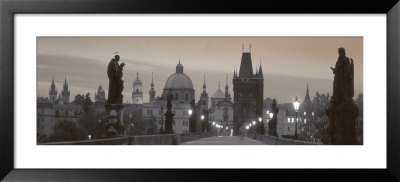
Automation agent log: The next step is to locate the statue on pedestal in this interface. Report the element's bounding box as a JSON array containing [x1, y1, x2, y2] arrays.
[[268, 99, 279, 136], [105, 54, 126, 137], [327, 47, 359, 145], [107, 54, 125, 104], [164, 89, 175, 134], [330, 47, 354, 106]]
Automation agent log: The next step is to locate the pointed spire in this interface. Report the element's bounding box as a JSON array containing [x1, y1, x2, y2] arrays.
[[225, 73, 230, 99], [258, 62, 263, 77], [226, 73, 228, 85], [151, 72, 154, 87], [255, 64, 258, 75], [202, 73, 206, 90], [136, 72, 139, 79], [304, 83, 311, 103]]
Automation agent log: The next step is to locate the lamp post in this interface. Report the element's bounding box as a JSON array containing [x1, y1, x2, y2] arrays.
[[188, 109, 192, 134], [293, 96, 300, 140], [201, 114, 205, 133]]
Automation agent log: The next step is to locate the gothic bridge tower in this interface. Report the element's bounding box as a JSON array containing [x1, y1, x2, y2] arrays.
[[232, 45, 264, 135]]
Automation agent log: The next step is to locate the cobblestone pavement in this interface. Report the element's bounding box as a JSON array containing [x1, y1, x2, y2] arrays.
[[181, 136, 265, 145]]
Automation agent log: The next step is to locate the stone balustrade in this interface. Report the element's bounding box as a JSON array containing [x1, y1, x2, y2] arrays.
[[246, 134, 320, 145], [39, 132, 216, 145]]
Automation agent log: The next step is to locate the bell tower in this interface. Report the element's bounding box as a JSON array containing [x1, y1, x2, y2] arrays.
[[132, 72, 143, 104]]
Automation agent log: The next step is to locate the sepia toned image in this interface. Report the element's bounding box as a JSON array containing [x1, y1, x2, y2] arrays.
[[36, 37, 363, 145]]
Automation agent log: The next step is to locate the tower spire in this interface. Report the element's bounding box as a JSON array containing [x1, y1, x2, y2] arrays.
[[304, 83, 311, 103], [149, 72, 155, 102], [151, 72, 154, 86]]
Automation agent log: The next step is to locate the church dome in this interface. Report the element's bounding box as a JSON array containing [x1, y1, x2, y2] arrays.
[[164, 61, 194, 89]]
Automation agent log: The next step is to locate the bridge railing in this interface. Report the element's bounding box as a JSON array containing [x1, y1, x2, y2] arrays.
[[39, 132, 216, 145], [246, 134, 320, 145]]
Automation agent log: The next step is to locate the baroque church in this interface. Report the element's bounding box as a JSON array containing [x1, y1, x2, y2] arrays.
[[142, 61, 193, 134]]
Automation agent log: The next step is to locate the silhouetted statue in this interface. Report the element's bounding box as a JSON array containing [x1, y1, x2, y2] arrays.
[[268, 98, 279, 136], [330, 47, 354, 104], [164, 89, 175, 134], [166, 88, 173, 110], [327, 47, 358, 145], [107, 55, 125, 104]]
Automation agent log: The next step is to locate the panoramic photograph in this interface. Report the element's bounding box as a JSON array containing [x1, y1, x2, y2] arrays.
[[36, 37, 363, 145]]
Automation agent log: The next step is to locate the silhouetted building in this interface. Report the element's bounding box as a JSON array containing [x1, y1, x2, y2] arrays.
[[233, 48, 264, 134]]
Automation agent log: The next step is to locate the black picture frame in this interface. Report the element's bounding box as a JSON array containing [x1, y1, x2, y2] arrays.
[[1, 0, 399, 181]]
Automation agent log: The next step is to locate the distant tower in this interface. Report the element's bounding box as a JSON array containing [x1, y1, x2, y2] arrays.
[[132, 72, 143, 104], [49, 75, 57, 103], [225, 73, 231, 99], [302, 83, 313, 116], [61, 76, 70, 104], [233, 45, 264, 135], [95, 85, 106, 102], [149, 72, 156, 103], [200, 74, 209, 110]]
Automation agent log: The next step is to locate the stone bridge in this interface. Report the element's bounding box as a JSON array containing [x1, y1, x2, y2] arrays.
[[39, 133, 318, 145]]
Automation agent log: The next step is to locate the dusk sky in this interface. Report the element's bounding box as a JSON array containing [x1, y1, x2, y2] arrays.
[[37, 37, 363, 104]]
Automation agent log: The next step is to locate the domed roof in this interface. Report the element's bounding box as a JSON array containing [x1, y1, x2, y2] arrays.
[[164, 61, 194, 90]]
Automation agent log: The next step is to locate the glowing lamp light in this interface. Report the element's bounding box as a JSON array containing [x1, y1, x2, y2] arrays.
[[188, 109, 193, 116], [201, 115, 205, 120], [258, 117, 262, 122], [88, 135, 91, 140], [269, 113, 273, 119], [293, 96, 300, 111], [252, 121, 256, 125]]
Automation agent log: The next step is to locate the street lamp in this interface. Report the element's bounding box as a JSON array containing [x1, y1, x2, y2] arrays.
[[258, 117, 262, 123], [252, 121, 256, 125], [269, 113, 273, 119], [293, 96, 300, 140], [88, 135, 91, 140], [201, 114, 205, 133], [188, 109, 193, 116]]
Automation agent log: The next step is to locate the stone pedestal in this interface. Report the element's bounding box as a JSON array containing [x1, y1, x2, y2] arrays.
[[164, 111, 174, 134], [104, 104, 125, 137], [268, 118, 278, 136], [326, 102, 359, 145]]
